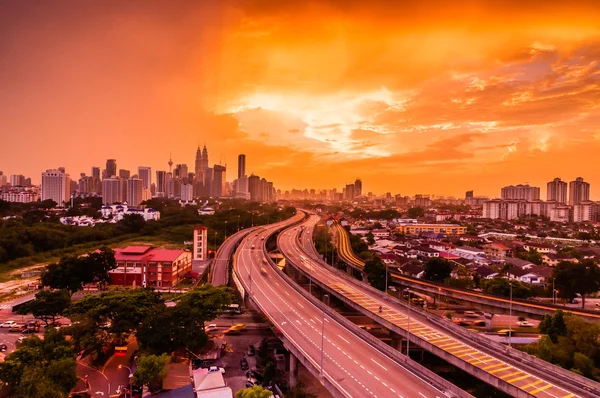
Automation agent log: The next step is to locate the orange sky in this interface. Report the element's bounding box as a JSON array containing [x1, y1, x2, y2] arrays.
[[1, 0, 600, 198]]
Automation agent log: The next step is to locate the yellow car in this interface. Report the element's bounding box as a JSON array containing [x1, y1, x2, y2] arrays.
[[232, 323, 247, 331]]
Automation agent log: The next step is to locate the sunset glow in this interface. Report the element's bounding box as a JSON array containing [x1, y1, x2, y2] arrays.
[[2, 0, 600, 197]]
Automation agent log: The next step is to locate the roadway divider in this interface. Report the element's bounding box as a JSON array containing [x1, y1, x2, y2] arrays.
[[297, 240, 600, 398], [274, 229, 474, 398], [209, 227, 259, 285]]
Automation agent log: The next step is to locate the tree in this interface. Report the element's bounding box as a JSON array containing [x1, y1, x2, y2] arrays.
[[0, 329, 77, 396], [366, 232, 375, 245], [553, 259, 600, 308], [364, 257, 387, 291], [423, 258, 453, 283], [235, 385, 273, 398], [407, 207, 424, 218], [539, 310, 567, 343], [480, 278, 532, 299], [118, 213, 146, 233], [373, 222, 383, 229], [133, 354, 170, 393], [286, 381, 318, 398], [17, 289, 71, 325]]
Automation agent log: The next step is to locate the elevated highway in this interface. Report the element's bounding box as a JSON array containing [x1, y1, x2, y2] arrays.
[[279, 213, 598, 398], [233, 212, 471, 398], [210, 227, 258, 286], [332, 222, 600, 321]]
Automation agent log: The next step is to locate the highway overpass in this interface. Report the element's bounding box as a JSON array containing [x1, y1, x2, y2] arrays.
[[279, 213, 598, 398], [332, 221, 600, 321], [233, 212, 471, 398], [210, 227, 258, 286]]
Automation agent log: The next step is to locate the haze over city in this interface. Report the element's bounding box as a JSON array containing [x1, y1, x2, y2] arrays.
[[2, 0, 600, 197]]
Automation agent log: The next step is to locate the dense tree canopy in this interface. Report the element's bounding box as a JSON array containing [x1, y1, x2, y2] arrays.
[[553, 260, 600, 308], [480, 278, 532, 299], [364, 257, 387, 291], [407, 207, 425, 218], [423, 258, 453, 282], [236, 385, 273, 398], [133, 354, 170, 393], [17, 289, 71, 325]]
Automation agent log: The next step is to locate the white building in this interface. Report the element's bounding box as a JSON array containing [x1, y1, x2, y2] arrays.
[[0, 190, 39, 203], [41, 168, 70, 204], [100, 204, 160, 221], [102, 178, 121, 205], [181, 184, 194, 201], [193, 226, 208, 261], [572, 201, 598, 222]]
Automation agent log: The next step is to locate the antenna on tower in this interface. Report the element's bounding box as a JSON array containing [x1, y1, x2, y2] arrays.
[[168, 152, 173, 173]]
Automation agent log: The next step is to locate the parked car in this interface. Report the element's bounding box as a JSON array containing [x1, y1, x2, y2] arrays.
[[0, 343, 7, 352], [247, 345, 256, 356], [464, 311, 478, 318], [517, 320, 533, 327], [0, 321, 17, 328], [208, 366, 225, 374], [205, 324, 218, 332], [15, 337, 24, 345], [8, 326, 24, 333], [21, 328, 37, 335], [240, 357, 249, 371]]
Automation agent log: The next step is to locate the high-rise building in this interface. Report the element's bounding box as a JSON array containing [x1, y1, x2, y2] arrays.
[[0, 172, 6, 187], [354, 179, 362, 198], [194, 146, 202, 182], [92, 167, 100, 180], [41, 169, 70, 205], [127, 177, 143, 207], [106, 159, 117, 178], [500, 184, 540, 201], [249, 174, 260, 201], [102, 178, 121, 205], [238, 154, 246, 180], [201, 145, 209, 174], [193, 226, 208, 261], [345, 184, 355, 200], [156, 171, 167, 197], [181, 184, 194, 201], [10, 175, 26, 186], [465, 190, 474, 199], [547, 178, 567, 204], [118, 169, 130, 179], [174, 164, 188, 180], [213, 165, 226, 197], [138, 167, 152, 190], [569, 177, 590, 206], [203, 167, 213, 197]]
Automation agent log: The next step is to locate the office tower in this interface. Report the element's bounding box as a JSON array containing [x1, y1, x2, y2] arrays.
[[106, 159, 117, 178], [118, 169, 130, 179], [174, 164, 188, 180], [156, 171, 167, 197], [102, 178, 121, 205], [194, 146, 202, 181], [138, 167, 152, 190], [92, 167, 100, 180], [10, 175, 26, 186], [181, 184, 194, 201], [569, 177, 590, 205], [0, 173, 7, 187], [500, 184, 540, 201], [547, 178, 567, 204], [119, 177, 128, 203], [466, 190, 474, 199], [213, 165, 226, 197], [354, 179, 362, 198], [201, 145, 209, 173], [238, 154, 246, 180], [127, 177, 143, 207], [249, 174, 260, 201], [203, 167, 213, 197], [345, 184, 355, 200], [41, 169, 70, 204]]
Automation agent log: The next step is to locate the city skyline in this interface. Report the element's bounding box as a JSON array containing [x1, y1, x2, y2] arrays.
[[2, 1, 600, 197]]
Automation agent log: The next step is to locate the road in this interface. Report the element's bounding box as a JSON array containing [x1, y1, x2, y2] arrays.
[[235, 214, 452, 398], [282, 214, 581, 398], [333, 221, 600, 321], [211, 227, 258, 286]]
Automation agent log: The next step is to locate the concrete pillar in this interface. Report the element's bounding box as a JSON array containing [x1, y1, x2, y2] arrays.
[[346, 264, 352, 274], [389, 330, 403, 351], [289, 354, 298, 387]]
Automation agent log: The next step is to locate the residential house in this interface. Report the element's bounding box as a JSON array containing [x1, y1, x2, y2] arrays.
[[415, 246, 440, 258], [399, 262, 424, 278], [484, 243, 511, 258], [522, 242, 556, 254], [475, 266, 499, 279]]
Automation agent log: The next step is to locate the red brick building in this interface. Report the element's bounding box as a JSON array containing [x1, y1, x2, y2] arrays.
[[108, 246, 192, 288]]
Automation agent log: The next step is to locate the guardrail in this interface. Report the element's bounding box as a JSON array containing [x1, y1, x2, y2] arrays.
[[209, 227, 259, 285], [276, 227, 474, 398], [296, 230, 600, 397]]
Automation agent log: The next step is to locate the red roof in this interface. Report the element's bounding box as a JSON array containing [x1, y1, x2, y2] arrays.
[[194, 225, 209, 231], [439, 251, 461, 259], [147, 249, 186, 262], [114, 246, 186, 262], [121, 246, 153, 254]]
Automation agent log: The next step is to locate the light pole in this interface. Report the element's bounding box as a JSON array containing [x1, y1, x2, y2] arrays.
[[508, 281, 513, 348], [405, 288, 411, 357], [214, 231, 217, 257], [552, 277, 555, 304], [237, 215, 240, 232], [438, 287, 441, 308], [224, 220, 228, 240], [118, 364, 133, 398], [321, 294, 328, 379], [385, 261, 389, 294]]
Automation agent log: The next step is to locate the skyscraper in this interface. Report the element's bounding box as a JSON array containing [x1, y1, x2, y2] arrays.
[[195, 146, 202, 180], [138, 167, 152, 190], [354, 179, 362, 198], [91, 167, 100, 180], [118, 169, 130, 179], [156, 170, 167, 197], [127, 177, 143, 207], [500, 184, 540, 201], [213, 165, 226, 197], [238, 154, 246, 180], [569, 177, 590, 205], [102, 178, 121, 205], [203, 167, 213, 197], [465, 190, 474, 199], [547, 178, 567, 204], [41, 169, 70, 205], [106, 159, 117, 178], [345, 184, 355, 200], [201, 145, 209, 174]]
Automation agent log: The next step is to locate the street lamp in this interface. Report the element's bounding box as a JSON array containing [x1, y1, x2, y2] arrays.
[[508, 281, 513, 348], [237, 215, 240, 232], [224, 220, 228, 240], [118, 364, 133, 398], [385, 261, 388, 294], [438, 287, 441, 309], [405, 288, 411, 357], [214, 231, 217, 256], [321, 294, 328, 379]]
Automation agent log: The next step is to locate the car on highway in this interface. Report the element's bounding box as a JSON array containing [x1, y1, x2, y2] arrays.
[[497, 329, 514, 337], [205, 324, 218, 332], [224, 327, 241, 335], [232, 323, 247, 331], [472, 320, 486, 327], [0, 321, 17, 328], [517, 320, 533, 327], [251, 245, 256, 250], [464, 311, 478, 318], [260, 267, 268, 276], [240, 357, 249, 371]]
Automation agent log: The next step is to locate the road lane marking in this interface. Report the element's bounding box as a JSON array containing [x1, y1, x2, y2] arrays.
[[370, 358, 388, 371], [507, 374, 531, 383], [337, 334, 350, 344], [530, 384, 552, 394]]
